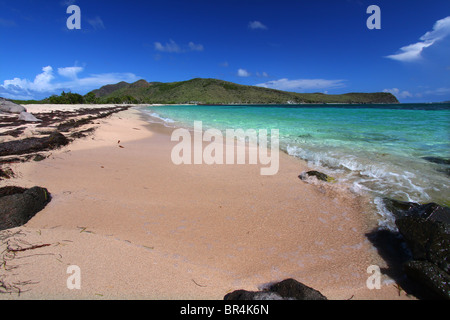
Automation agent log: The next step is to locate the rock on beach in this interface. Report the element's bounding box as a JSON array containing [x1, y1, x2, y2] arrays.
[[0, 98, 27, 114], [0, 186, 51, 231]]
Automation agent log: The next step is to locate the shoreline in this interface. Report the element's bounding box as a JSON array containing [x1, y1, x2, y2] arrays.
[[137, 105, 387, 233], [142, 104, 450, 219], [138, 105, 386, 224], [0, 104, 413, 299]]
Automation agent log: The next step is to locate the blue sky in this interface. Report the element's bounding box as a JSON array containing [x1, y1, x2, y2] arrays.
[[1, 0, 449, 102]]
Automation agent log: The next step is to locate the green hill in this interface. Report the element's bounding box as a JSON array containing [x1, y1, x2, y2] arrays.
[[88, 78, 399, 104]]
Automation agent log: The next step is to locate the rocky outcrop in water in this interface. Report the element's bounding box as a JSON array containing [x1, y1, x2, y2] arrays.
[[383, 198, 450, 223], [422, 157, 450, 165], [0, 186, 51, 231], [224, 278, 327, 300], [299, 170, 335, 183], [422, 156, 450, 177]]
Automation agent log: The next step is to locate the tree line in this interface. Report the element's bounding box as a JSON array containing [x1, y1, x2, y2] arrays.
[[41, 91, 139, 104]]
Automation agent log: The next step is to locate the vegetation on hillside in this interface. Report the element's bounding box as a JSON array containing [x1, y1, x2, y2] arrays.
[[89, 78, 399, 104], [11, 78, 399, 105]]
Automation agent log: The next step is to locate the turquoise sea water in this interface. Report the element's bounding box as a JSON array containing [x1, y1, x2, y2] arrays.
[[143, 103, 450, 228]]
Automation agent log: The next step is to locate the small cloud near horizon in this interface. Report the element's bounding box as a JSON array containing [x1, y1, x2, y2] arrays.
[[154, 40, 204, 53], [256, 78, 346, 92], [383, 88, 413, 99], [423, 87, 450, 96], [386, 16, 450, 62], [383, 87, 450, 101]]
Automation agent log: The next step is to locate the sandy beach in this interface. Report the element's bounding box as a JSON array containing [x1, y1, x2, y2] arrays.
[[0, 104, 413, 300]]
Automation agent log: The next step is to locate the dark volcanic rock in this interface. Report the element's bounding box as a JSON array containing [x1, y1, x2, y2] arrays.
[[0, 186, 51, 231], [225, 291, 277, 301], [382, 198, 450, 223], [382, 198, 419, 219], [0, 186, 27, 197], [382, 198, 450, 299], [396, 217, 450, 274], [404, 260, 450, 299], [422, 156, 450, 165], [267, 278, 328, 300], [0, 131, 69, 157], [299, 170, 332, 182], [422, 157, 450, 177], [224, 278, 327, 300]]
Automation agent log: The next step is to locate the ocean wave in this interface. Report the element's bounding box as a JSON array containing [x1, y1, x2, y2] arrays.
[[284, 144, 439, 207], [373, 197, 397, 230], [142, 110, 176, 125]]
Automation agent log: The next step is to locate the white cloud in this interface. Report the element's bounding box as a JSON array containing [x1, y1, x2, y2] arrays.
[[423, 87, 450, 96], [154, 40, 204, 53], [256, 78, 346, 92], [60, 0, 77, 6], [386, 41, 435, 63], [387, 16, 450, 62], [421, 16, 450, 42], [0, 65, 139, 100], [383, 88, 413, 99], [2, 66, 56, 93], [58, 66, 84, 79], [67, 72, 138, 89], [188, 42, 204, 52], [33, 66, 56, 91], [237, 69, 251, 77], [154, 40, 181, 53], [249, 21, 268, 30], [87, 16, 105, 30], [383, 87, 450, 101]]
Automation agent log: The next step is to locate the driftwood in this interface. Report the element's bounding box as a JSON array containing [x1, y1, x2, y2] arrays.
[[6, 243, 51, 253]]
